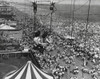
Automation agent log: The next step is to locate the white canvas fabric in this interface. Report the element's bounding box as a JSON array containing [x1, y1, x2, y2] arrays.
[[3, 61, 54, 79]]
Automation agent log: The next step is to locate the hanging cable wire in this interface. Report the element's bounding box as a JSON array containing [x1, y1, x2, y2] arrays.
[[74, 0, 88, 12]]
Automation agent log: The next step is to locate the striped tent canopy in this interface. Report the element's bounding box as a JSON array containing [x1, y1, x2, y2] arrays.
[[3, 61, 54, 79]]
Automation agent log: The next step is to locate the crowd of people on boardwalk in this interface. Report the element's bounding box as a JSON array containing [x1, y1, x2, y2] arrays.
[[19, 18, 100, 79], [30, 27, 100, 79]]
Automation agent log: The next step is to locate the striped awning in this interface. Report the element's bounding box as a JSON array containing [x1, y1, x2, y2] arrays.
[[4, 61, 54, 79]]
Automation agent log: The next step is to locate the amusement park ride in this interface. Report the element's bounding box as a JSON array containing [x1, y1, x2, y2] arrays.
[[0, 0, 91, 55], [0, 0, 95, 78], [0, 0, 65, 53], [0, 0, 60, 54]]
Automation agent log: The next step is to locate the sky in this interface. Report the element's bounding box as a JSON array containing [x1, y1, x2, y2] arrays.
[[60, 0, 100, 5], [2, 0, 100, 5]]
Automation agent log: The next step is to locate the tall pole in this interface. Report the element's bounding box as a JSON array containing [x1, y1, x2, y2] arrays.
[[69, 0, 72, 24], [32, 2, 37, 31], [50, 11, 53, 33], [84, 0, 91, 50], [67, 65, 70, 79], [50, 2, 55, 34], [82, 0, 91, 79], [71, 0, 76, 37], [34, 11, 36, 31]]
